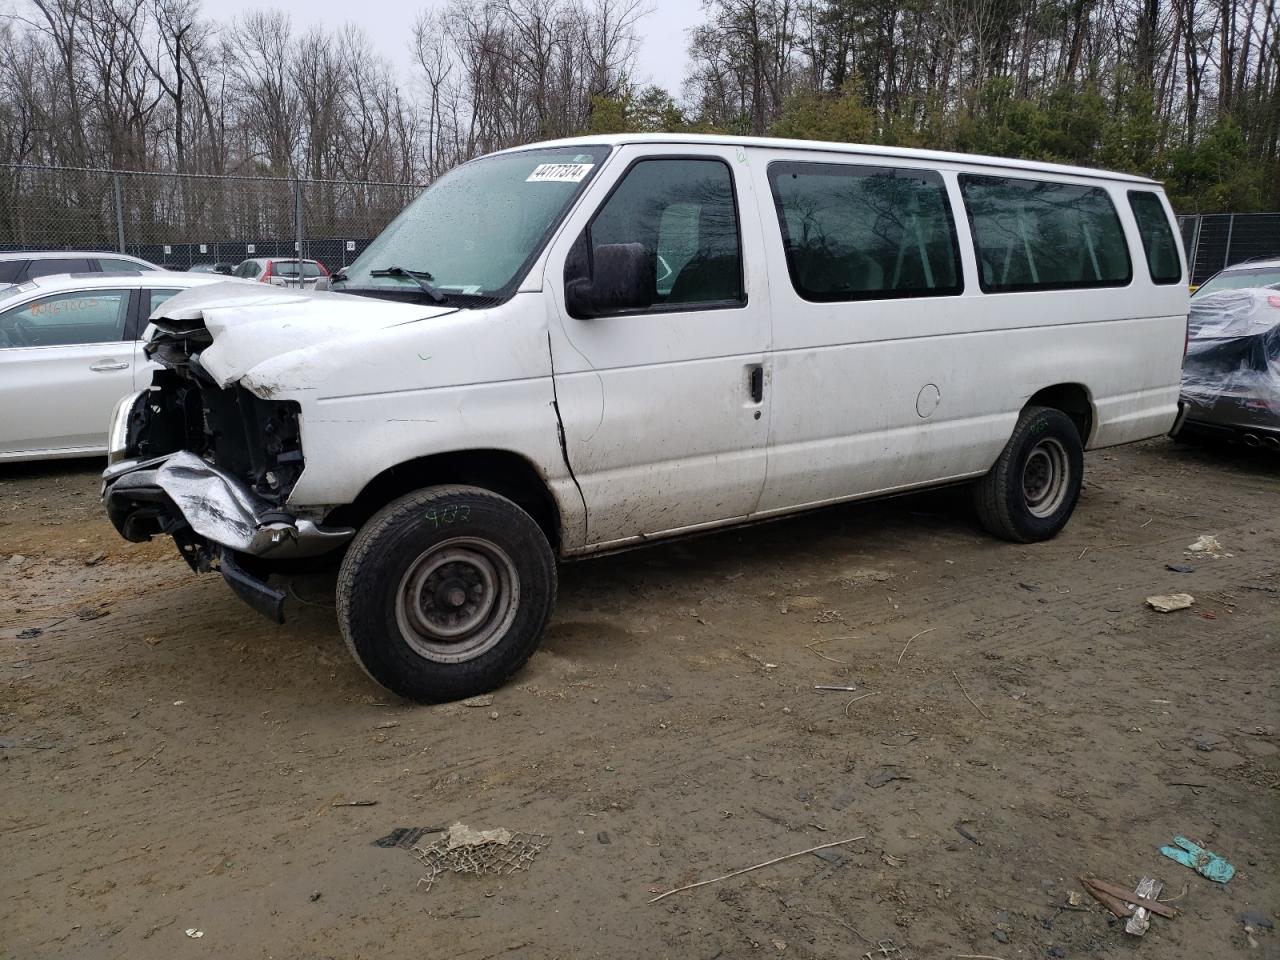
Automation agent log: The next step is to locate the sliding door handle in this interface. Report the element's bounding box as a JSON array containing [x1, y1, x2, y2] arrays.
[[748, 364, 764, 403]]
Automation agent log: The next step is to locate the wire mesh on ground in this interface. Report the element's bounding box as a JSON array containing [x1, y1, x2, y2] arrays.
[[0, 163, 423, 270], [411, 824, 550, 893]]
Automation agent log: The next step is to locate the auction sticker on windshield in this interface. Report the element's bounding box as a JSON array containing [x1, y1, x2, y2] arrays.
[[526, 163, 594, 183]]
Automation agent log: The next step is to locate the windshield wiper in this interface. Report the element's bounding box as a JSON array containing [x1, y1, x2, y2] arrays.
[[369, 266, 448, 304]]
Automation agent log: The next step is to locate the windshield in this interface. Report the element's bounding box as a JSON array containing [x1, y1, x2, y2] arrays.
[[1194, 265, 1280, 297], [333, 145, 610, 301]]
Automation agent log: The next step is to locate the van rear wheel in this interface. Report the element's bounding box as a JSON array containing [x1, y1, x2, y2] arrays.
[[336, 485, 556, 703], [973, 406, 1084, 543]]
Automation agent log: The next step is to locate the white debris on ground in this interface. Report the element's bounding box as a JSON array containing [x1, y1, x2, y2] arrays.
[[1147, 593, 1195, 613], [412, 823, 550, 893], [1186, 534, 1230, 558]]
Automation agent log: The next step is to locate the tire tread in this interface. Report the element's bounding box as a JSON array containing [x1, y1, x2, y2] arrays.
[[974, 405, 1082, 543], [336, 485, 556, 701]]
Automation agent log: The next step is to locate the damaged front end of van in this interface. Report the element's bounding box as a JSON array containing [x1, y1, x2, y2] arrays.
[[100, 282, 451, 621]]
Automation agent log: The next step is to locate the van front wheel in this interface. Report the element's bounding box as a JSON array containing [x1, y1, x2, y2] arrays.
[[973, 406, 1084, 543], [336, 485, 556, 703]]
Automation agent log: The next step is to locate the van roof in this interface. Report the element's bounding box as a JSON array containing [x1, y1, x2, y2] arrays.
[[495, 133, 1161, 186]]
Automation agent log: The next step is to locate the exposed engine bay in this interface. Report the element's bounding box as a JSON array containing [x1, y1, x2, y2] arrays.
[[124, 316, 307, 505], [102, 312, 354, 622]]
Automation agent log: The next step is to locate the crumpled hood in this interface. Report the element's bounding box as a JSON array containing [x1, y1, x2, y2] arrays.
[[151, 280, 458, 389]]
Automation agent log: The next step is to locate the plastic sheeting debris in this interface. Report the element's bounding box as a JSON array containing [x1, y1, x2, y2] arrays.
[[1181, 289, 1280, 433]]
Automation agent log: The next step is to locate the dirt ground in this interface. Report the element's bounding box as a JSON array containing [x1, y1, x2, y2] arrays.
[[2, 438, 1277, 960]]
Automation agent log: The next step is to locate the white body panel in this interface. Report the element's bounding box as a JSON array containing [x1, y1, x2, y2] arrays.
[[544, 143, 773, 545], [0, 340, 136, 457], [277, 297, 576, 538], [738, 150, 1186, 515], [125, 135, 1186, 556]]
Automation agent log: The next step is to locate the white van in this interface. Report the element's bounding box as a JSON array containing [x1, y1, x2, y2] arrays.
[[102, 134, 1188, 702]]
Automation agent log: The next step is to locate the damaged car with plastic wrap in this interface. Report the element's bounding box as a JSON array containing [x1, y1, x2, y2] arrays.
[[1178, 286, 1280, 449], [103, 134, 1189, 703]]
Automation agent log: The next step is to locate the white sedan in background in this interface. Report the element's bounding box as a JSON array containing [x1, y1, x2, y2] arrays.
[[0, 270, 242, 461]]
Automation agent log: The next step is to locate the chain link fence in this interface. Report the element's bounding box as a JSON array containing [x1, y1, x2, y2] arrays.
[[4, 163, 1275, 287], [0, 163, 424, 271], [1178, 212, 1280, 286]]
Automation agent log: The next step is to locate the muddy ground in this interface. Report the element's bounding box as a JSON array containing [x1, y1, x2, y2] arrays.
[[1, 439, 1277, 960]]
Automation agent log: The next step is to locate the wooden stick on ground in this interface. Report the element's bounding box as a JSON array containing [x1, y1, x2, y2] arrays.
[[1081, 881, 1135, 919], [649, 836, 865, 903], [131, 743, 165, 771], [896, 627, 935, 665], [952, 670, 991, 719], [806, 639, 851, 664], [1082, 877, 1177, 918]]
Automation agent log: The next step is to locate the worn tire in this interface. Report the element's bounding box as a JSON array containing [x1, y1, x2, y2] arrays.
[[973, 406, 1084, 543], [336, 485, 557, 703]]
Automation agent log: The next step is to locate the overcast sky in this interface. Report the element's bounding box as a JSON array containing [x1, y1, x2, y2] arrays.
[[208, 0, 701, 95]]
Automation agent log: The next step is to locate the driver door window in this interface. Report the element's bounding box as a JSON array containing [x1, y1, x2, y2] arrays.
[[0, 290, 129, 348], [586, 159, 744, 311]]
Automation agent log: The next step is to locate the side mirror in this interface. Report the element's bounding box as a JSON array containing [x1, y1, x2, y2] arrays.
[[566, 242, 655, 318]]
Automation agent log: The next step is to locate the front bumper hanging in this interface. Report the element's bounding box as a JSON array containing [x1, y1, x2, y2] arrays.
[[103, 451, 354, 622]]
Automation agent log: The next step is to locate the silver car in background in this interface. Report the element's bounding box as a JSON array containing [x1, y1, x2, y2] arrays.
[[231, 257, 331, 288], [0, 271, 239, 461], [0, 250, 158, 284]]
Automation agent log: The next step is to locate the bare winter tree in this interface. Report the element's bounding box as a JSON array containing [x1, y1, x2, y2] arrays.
[[0, 0, 1275, 212]]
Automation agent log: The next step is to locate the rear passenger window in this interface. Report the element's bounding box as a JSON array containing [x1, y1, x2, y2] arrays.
[[768, 162, 961, 301], [1127, 191, 1182, 284], [147, 288, 183, 315], [960, 175, 1131, 292], [587, 158, 743, 310], [26, 258, 93, 280], [99, 258, 144, 273], [0, 261, 23, 284]]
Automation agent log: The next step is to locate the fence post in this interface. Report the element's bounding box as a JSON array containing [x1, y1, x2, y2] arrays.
[[294, 178, 304, 267], [113, 173, 126, 253], [1187, 215, 1202, 282], [1223, 213, 1235, 269]]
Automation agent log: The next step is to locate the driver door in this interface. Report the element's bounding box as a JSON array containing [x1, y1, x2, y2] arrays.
[[545, 146, 773, 549], [0, 287, 137, 457]]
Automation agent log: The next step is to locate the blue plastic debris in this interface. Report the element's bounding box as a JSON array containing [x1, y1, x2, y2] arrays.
[[1160, 836, 1235, 883]]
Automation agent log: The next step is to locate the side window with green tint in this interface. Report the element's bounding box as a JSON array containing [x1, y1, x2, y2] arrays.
[[0, 289, 129, 347], [147, 288, 183, 315], [960, 175, 1131, 292], [1127, 191, 1182, 284], [768, 162, 962, 301], [588, 158, 744, 310]]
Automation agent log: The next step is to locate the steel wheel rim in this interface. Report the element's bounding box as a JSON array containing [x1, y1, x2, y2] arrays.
[[395, 537, 520, 663], [1022, 437, 1070, 518]]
